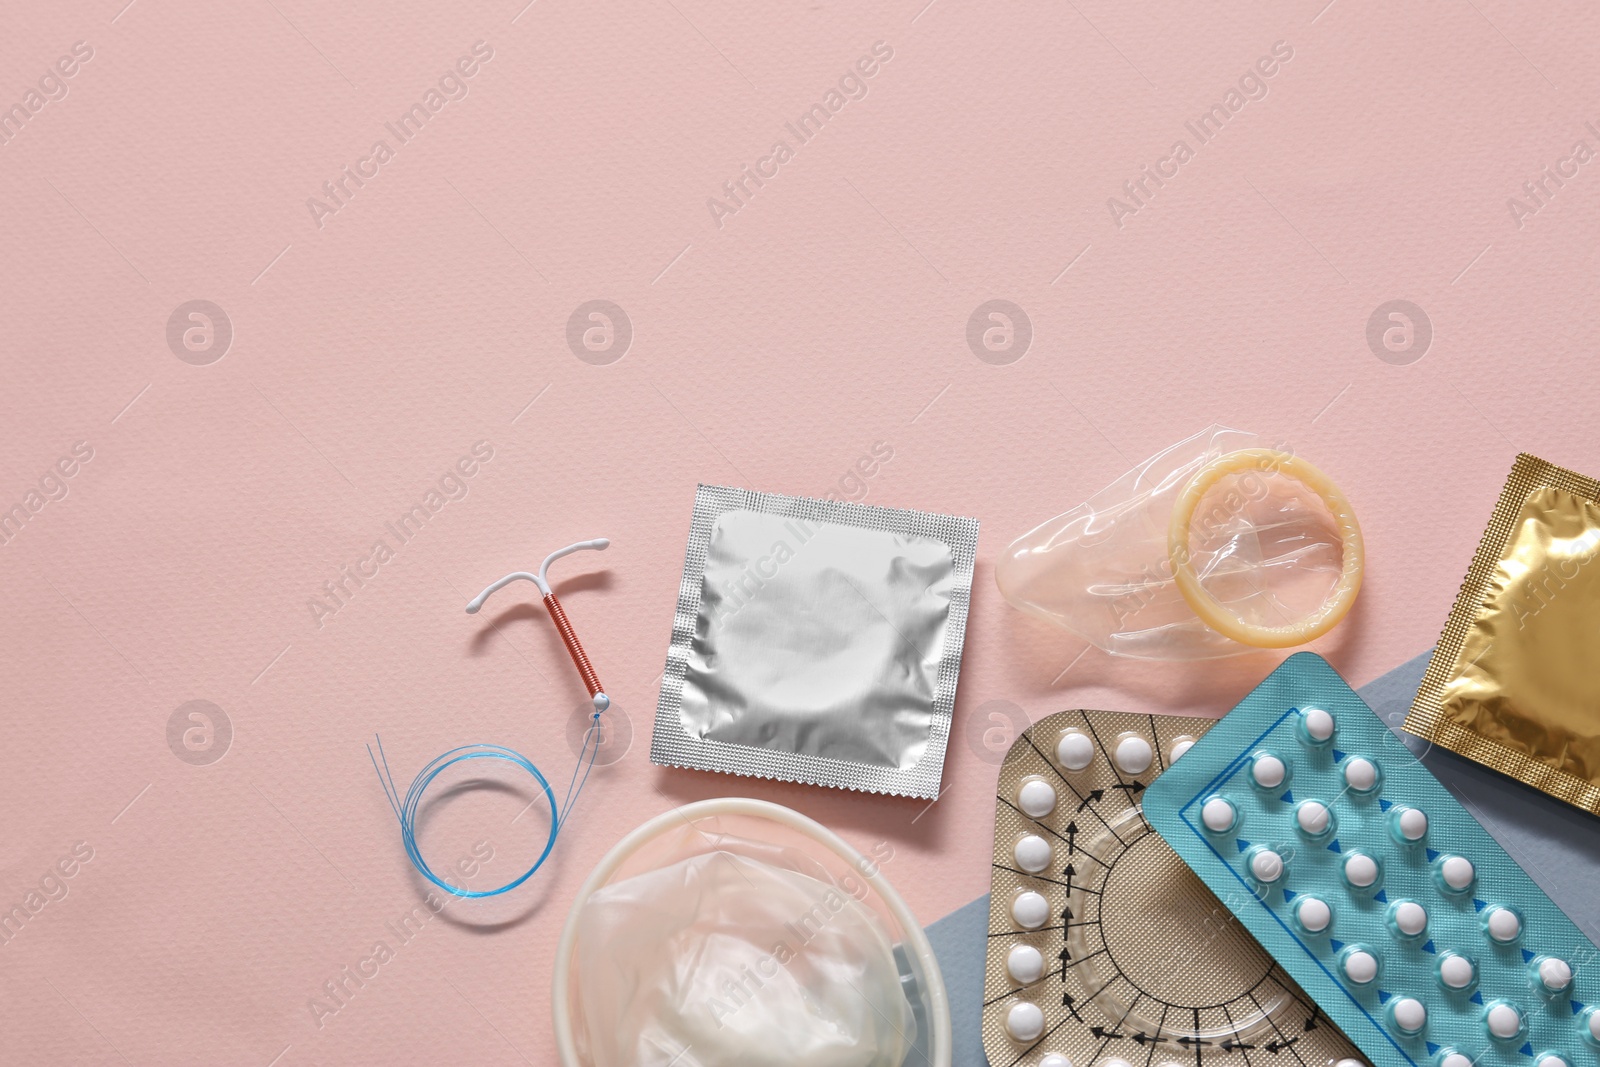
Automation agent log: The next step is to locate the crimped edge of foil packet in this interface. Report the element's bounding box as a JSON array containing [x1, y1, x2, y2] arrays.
[[649, 483, 980, 799], [1405, 452, 1600, 815]]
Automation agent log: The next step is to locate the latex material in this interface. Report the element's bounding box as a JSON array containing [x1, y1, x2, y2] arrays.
[[572, 848, 912, 1067], [995, 426, 1352, 660], [553, 798, 950, 1067], [1168, 448, 1363, 648]]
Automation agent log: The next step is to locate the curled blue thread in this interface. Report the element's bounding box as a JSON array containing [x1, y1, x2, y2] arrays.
[[367, 712, 604, 898]]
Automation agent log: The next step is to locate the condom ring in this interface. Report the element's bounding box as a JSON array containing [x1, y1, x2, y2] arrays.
[[1167, 449, 1363, 649]]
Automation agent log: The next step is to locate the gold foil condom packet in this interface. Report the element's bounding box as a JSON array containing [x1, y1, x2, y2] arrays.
[[1406, 453, 1600, 815]]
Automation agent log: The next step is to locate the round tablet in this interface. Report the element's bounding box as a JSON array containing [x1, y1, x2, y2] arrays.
[[1344, 853, 1379, 888], [1441, 1054, 1473, 1067], [1538, 1056, 1569, 1067], [1012, 891, 1050, 929], [1539, 957, 1573, 993], [1397, 807, 1428, 841], [1335, 1059, 1368, 1067], [1006, 1000, 1045, 1041], [1303, 707, 1335, 742], [1297, 801, 1331, 835], [1014, 834, 1052, 873], [1252, 754, 1286, 789], [1040, 1056, 1073, 1067], [1116, 735, 1154, 774], [1392, 997, 1426, 1034], [1250, 849, 1284, 883], [1296, 896, 1332, 933], [1393, 901, 1427, 937], [1343, 949, 1378, 984], [1344, 757, 1378, 791], [1057, 731, 1095, 771], [1487, 1002, 1523, 1039], [1440, 855, 1475, 891], [1487, 906, 1521, 943], [1170, 738, 1195, 761], [1007, 943, 1045, 984], [1019, 779, 1057, 818], [1201, 797, 1236, 833], [1589, 1009, 1600, 1041], [1439, 954, 1475, 989]]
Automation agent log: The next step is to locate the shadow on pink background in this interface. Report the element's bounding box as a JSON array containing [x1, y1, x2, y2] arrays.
[[3, 0, 1598, 1062]]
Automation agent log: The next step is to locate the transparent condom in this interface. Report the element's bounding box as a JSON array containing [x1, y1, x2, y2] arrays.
[[554, 799, 949, 1067], [996, 426, 1363, 659]]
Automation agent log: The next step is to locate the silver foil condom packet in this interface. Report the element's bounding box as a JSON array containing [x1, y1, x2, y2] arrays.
[[651, 484, 979, 798]]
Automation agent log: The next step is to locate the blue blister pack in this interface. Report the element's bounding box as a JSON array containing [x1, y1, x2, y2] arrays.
[[1145, 653, 1600, 1067]]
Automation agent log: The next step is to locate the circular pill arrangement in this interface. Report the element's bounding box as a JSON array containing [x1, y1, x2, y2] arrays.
[[985, 709, 1366, 1067], [1152, 671, 1600, 1067]]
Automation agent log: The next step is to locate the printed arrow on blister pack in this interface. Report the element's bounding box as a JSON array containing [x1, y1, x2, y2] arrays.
[[1077, 789, 1105, 812]]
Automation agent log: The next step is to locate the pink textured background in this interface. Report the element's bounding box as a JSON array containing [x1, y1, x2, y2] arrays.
[[4, 0, 1598, 1062]]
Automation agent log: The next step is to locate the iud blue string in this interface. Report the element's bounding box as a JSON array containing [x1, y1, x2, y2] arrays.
[[369, 539, 614, 898], [367, 719, 602, 898]]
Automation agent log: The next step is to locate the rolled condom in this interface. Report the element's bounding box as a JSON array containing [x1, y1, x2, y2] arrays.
[[573, 841, 914, 1067]]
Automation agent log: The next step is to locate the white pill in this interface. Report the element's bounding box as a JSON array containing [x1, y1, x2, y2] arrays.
[[1019, 779, 1057, 818], [1591, 1010, 1600, 1040], [1343, 949, 1378, 984], [1007, 943, 1044, 984], [1170, 738, 1195, 761], [1344, 757, 1377, 790], [1440, 955, 1475, 989], [1397, 807, 1428, 841], [1116, 735, 1154, 774], [1540, 957, 1573, 992], [1441, 855, 1475, 890], [1012, 891, 1050, 929], [1202, 797, 1236, 832], [1487, 907, 1521, 942], [1251, 849, 1284, 882], [1392, 997, 1426, 1033], [1393, 901, 1427, 937], [1006, 1000, 1045, 1041], [1441, 1055, 1472, 1067], [1303, 707, 1335, 741], [1297, 897, 1331, 933], [1344, 853, 1379, 887], [1014, 834, 1052, 873], [1538, 1057, 1569, 1067], [1487, 1002, 1522, 1039], [1040, 1056, 1073, 1067], [1057, 731, 1095, 770], [1297, 801, 1331, 834], [1336, 1059, 1369, 1067], [1252, 754, 1286, 788]]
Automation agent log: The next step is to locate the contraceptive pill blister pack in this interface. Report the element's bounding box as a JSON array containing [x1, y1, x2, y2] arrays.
[[1145, 653, 1600, 1067], [986, 707, 1363, 1067]]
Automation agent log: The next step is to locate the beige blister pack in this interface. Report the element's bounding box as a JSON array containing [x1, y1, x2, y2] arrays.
[[985, 709, 1364, 1067]]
